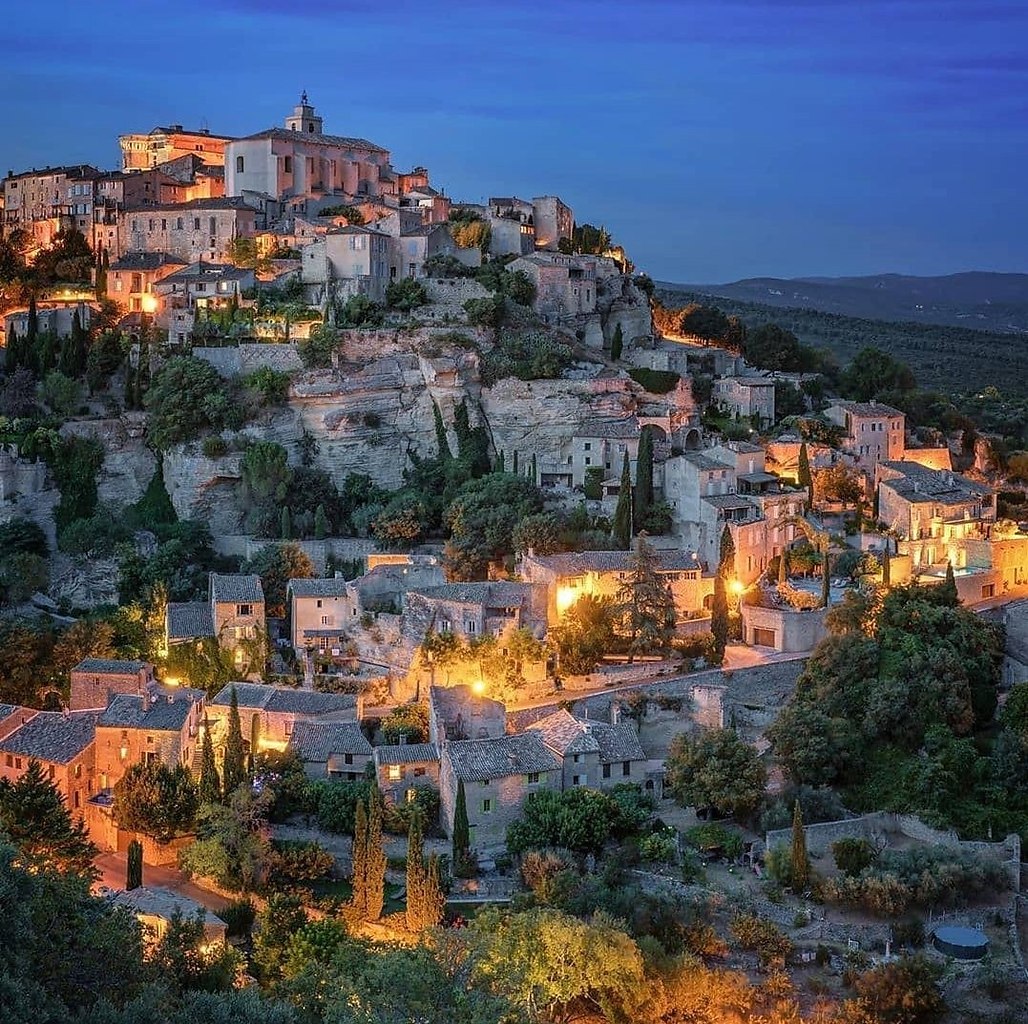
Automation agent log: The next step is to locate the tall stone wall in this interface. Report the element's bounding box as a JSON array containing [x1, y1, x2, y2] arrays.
[[210, 534, 376, 573], [193, 343, 304, 377]]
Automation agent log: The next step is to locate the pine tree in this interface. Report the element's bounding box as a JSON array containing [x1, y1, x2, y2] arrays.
[[610, 322, 624, 361], [452, 778, 470, 868], [798, 442, 812, 512], [198, 715, 220, 805], [126, 838, 143, 890], [314, 503, 328, 540], [941, 560, 958, 606], [633, 429, 654, 532], [365, 787, 385, 921], [280, 506, 292, 540], [617, 536, 676, 661], [612, 452, 632, 550], [350, 798, 369, 919], [0, 759, 97, 874], [790, 800, 809, 889], [222, 686, 246, 796]]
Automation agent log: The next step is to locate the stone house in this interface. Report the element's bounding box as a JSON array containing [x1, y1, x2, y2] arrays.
[[119, 124, 236, 171], [428, 685, 506, 745], [287, 720, 372, 780], [225, 95, 391, 201], [300, 224, 392, 302], [2, 164, 102, 250], [525, 708, 647, 790], [0, 710, 98, 814], [439, 732, 560, 847], [825, 400, 905, 478], [373, 742, 441, 806], [69, 658, 156, 712], [153, 261, 255, 312], [487, 196, 536, 255], [519, 549, 712, 625], [406, 582, 549, 642], [391, 222, 475, 280], [876, 462, 996, 569], [507, 252, 597, 317], [712, 375, 776, 427], [108, 252, 186, 313], [398, 183, 450, 225], [287, 577, 351, 655], [118, 196, 258, 264], [113, 886, 227, 945], [206, 682, 360, 758], [165, 573, 265, 675], [94, 685, 205, 793]]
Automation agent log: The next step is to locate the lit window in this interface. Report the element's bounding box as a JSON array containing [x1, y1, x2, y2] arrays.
[[388, 765, 401, 781]]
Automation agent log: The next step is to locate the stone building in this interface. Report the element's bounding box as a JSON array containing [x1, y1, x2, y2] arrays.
[[0, 710, 98, 814], [825, 399, 905, 478], [287, 720, 372, 780], [428, 684, 506, 745], [525, 708, 647, 790], [440, 732, 560, 847], [108, 252, 186, 313], [531, 196, 574, 251], [405, 582, 549, 642], [300, 224, 392, 302], [206, 682, 360, 758], [117, 197, 258, 264], [712, 375, 776, 427], [69, 658, 156, 712], [373, 742, 441, 806], [119, 124, 236, 171], [165, 573, 265, 674], [225, 95, 391, 201], [507, 252, 598, 317], [94, 685, 204, 792], [519, 548, 712, 626], [2, 164, 102, 250]]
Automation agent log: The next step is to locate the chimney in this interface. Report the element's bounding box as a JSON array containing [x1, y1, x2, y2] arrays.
[[610, 703, 621, 726]]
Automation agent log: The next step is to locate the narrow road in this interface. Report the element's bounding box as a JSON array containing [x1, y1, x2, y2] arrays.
[[94, 852, 233, 912]]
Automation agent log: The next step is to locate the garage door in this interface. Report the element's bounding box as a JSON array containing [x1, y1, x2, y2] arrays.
[[753, 627, 776, 648]]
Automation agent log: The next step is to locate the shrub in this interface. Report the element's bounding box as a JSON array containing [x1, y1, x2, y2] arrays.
[[298, 323, 339, 368], [683, 823, 744, 860], [480, 330, 574, 386], [639, 829, 677, 863], [628, 367, 681, 394], [464, 295, 505, 328], [269, 839, 334, 883], [383, 784, 440, 836], [730, 913, 793, 968], [202, 435, 228, 459], [385, 277, 427, 312], [335, 295, 383, 328], [217, 897, 257, 938], [245, 366, 291, 404], [832, 837, 876, 877]]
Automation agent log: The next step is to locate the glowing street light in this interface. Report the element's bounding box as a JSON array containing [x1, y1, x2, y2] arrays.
[[471, 679, 486, 696]]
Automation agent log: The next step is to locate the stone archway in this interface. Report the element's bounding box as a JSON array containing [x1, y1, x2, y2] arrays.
[[683, 428, 702, 451]]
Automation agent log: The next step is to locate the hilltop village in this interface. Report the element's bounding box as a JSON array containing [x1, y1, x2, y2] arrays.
[[1, 97, 1027, 1023]]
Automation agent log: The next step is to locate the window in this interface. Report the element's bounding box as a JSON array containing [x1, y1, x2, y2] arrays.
[[48, 764, 56, 779], [465, 620, 478, 635], [237, 603, 252, 616], [482, 798, 493, 813], [405, 788, 417, 803], [209, 216, 217, 235], [572, 753, 581, 763], [344, 753, 354, 765], [316, 599, 323, 608], [161, 218, 167, 230], [193, 217, 201, 230], [602, 763, 611, 779], [236, 156, 245, 173], [526, 772, 540, 784], [15, 758, 21, 770], [3, 755, 11, 768], [622, 760, 631, 776], [388, 765, 401, 781], [583, 442, 591, 451], [73, 791, 80, 809], [321, 615, 332, 625], [284, 156, 292, 173], [414, 767, 426, 777], [572, 775, 583, 786]]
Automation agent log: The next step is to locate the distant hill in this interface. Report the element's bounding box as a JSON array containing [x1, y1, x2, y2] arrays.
[[655, 283, 1028, 398], [663, 272, 1028, 334]]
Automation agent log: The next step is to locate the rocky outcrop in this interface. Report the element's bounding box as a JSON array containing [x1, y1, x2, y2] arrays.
[[60, 414, 156, 509], [163, 449, 245, 534]]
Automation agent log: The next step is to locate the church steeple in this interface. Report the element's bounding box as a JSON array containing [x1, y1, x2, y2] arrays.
[[285, 92, 323, 135]]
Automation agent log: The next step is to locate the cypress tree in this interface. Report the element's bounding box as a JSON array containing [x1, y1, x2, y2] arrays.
[[350, 798, 369, 919], [452, 779, 470, 868], [710, 573, 728, 665], [432, 400, 452, 461], [95, 251, 107, 298], [222, 686, 246, 796], [790, 800, 809, 889], [821, 550, 831, 608], [882, 546, 891, 588], [135, 339, 150, 407], [405, 807, 424, 931], [633, 429, 654, 532], [26, 295, 38, 362], [123, 360, 137, 410], [314, 503, 328, 540], [280, 506, 292, 540], [778, 548, 788, 587], [59, 309, 88, 378], [719, 523, 736, 577], [512, 451, 519, 475], [423, 852, 445, 929], [496, 450, 504, 472], [610, 322, 624, 361], [5, 325, 18, 372], [941, 560, 958, 606], [612, 452, 632, 550], [798, 442, 812, 512], [365, 787, 385, 921], [198, 715, 220, 805], [126, 839, 143, 890], [531, 452, 537, 483]]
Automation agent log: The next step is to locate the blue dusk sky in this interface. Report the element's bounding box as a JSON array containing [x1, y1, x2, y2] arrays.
[[3, 0, 1026, 282]]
